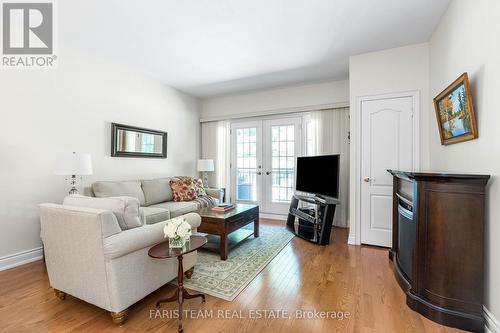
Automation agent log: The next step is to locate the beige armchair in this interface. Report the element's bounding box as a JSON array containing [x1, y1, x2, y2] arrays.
[[39, 202, 201, 324]]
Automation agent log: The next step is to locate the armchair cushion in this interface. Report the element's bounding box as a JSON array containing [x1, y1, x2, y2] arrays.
[[63, 195, 143, 230]]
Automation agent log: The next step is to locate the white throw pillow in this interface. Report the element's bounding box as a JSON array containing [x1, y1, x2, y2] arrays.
[[63, 195, 143, 230]]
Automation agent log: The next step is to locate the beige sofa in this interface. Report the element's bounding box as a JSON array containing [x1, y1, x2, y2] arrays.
[[39, 180, 213, 324], [85, 177, 223, 224]]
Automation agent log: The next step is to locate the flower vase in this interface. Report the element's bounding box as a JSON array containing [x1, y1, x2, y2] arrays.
[[169, 237, 185, 249]]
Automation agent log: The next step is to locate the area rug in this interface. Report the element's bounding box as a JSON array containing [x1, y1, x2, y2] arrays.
[[176, 224, 294, 301]]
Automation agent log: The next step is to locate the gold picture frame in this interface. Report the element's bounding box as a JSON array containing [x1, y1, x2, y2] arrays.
[[433, 72, 478, 145]]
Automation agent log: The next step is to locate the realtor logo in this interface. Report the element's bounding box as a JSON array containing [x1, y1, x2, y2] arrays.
[[1, 1, 57, 68]]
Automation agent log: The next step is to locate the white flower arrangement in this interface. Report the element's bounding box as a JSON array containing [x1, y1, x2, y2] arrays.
[[163, 217, 192, 241]]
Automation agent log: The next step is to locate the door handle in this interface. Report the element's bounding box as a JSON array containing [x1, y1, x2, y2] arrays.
[[266, 171, 272, 175], [363, 177, 370, 183], [257, 172, 262, 175]]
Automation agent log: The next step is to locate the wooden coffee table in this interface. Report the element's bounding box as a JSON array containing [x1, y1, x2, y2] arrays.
[[196, 204, 259, 260]]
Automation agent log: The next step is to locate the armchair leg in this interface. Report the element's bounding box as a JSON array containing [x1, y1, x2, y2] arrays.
[[110, 309, 129, 325], [54, 289, 66, 300], [185, 267, 194, 279]]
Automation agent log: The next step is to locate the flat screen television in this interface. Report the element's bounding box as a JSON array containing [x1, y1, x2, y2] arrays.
[[296, 155, 339, 199]]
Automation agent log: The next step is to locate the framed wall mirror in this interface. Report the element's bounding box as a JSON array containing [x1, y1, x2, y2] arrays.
[[111, 123, 167, 158]]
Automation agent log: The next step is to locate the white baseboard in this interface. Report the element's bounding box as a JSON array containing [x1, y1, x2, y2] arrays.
[[485, 306, 500, 333], [260, 213, 287, 221], [0, 247, 44, 271]]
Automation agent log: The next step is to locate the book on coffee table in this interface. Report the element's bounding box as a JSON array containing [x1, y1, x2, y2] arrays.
[[211, 204, 234, 212]]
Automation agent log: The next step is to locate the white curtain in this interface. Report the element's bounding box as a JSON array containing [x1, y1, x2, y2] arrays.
[[201, 120, 230, 201], [310, 108, 350, 228]]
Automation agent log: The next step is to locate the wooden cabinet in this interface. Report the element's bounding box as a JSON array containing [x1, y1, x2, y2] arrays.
[[388, 170, 490, 332]]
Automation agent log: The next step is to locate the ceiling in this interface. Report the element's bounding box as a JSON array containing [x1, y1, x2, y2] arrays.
[[61, 0, 450, 97]]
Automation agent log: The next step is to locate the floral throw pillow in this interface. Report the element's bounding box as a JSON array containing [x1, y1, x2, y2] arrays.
[[170, 178, 198, 202], [193, 178, 207, 196]]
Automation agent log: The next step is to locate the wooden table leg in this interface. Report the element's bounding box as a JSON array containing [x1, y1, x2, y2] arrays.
[[220, 233, 228, 260], [177, 255, 184, 333], [155, 254, 205, 333], [182, 288, 205, 302], [156, 289, 178, 307]]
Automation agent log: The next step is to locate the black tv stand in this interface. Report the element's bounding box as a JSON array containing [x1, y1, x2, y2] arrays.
[[286, 194, 339, 245]]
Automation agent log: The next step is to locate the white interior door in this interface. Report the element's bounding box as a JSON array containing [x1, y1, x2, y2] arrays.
[[360, 96, 414, 247], [262, 118, 302, 214], [231, 121, 263, 206]]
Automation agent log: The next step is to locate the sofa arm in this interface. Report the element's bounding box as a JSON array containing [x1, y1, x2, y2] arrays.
[[103, 213, 201, 260], [205, 188, 224, 202], [182, 212, 201, 230]]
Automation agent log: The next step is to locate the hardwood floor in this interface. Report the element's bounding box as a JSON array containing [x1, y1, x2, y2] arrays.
[[0, 219, 465, 333]]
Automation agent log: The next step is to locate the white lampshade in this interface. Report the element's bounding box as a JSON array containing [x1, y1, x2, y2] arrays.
[[197, 159, 214, 172], [55, 152, 93, 176]]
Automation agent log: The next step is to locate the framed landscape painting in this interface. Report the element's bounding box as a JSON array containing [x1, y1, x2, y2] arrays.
[[433, 72, 478, 145]]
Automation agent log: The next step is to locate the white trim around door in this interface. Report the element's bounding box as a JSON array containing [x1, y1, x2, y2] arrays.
[[350, 91, 420, 246]]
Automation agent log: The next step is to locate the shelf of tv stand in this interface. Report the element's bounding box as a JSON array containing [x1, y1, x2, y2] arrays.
[[294, 194, 340, 205], [289, 207, 316, 224]]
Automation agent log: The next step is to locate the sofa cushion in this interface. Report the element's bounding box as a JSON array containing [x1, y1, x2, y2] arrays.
[[139, 207, 170, 225], [150, 201, 198, 218], [63, 195, 143, 230], [92, 180, 146, 206], [141, 178, 173, 206], [170, 178, 198, 202]]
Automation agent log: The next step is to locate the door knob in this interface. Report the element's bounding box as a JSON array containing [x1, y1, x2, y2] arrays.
[[266, 171, 272, 175], [257, 172, 262, 175], [363, 177, 370, 182]]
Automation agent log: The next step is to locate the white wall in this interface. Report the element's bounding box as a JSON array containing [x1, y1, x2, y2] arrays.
[[201, 80, 349, 121], [429, 0, 500, 324], [348, 43, 430, 244], [0, 50, 200, 267]]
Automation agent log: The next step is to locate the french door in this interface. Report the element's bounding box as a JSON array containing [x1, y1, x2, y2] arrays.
[[231, 117, 302, 215]]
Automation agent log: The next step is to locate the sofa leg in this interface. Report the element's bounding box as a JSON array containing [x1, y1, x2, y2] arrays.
[[185, 267, 194, 279], [110, 309, 129, 325], [54, 289, 66, 300]]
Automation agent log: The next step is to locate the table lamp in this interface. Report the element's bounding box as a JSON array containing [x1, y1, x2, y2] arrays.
[[55, 152, 93, 194], [197, 159, 214, 187]]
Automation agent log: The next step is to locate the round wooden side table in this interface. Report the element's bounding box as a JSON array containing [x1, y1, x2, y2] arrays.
[[148, 235, 207, 333]]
